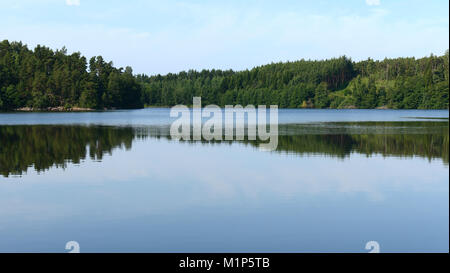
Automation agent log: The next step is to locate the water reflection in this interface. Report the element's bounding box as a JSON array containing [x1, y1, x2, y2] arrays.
[[1, 121, 448, 177]]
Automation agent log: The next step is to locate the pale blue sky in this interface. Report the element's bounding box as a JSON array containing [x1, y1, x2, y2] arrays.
[[0, 0, 448, 75]]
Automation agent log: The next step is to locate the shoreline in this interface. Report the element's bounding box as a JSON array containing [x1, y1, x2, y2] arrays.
[[6, 106, 449, 113], [14, 106, 96, 112]]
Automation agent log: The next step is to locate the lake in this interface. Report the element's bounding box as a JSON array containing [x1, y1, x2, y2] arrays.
[[0, 109, 448, 253]]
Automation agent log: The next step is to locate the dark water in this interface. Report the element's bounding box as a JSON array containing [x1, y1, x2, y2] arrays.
[[0, 109, 448, 252]]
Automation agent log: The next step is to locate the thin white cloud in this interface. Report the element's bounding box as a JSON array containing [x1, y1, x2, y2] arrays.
[[66, 0, 80, 6], [2, 1, 447, 75], [366, 0, 380, 6]]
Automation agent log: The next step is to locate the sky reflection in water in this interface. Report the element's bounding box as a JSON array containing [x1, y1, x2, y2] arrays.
[[0, 109, 448, 252]]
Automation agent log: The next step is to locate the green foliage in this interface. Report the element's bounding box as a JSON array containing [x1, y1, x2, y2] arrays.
[[137, 51, 448, 109], [314, 82, 330, 108], [0, 39, 448, 110], [0, 40, 142, 110], [80, 84, 98, 109]]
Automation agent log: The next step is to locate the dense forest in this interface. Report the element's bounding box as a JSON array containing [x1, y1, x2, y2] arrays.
[[0, 40, 143, 111], [0, 39, 448, 111]]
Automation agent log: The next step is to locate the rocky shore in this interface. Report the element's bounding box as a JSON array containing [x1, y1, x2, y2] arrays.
[[15, 106, 95, 112]]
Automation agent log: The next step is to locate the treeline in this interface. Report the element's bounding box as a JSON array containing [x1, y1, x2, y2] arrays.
[[0, 40, 142, 110], [0, 39, 448, 110], [138, 51, 449, 109]]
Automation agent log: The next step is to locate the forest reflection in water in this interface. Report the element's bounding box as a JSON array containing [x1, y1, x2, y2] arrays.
[[0, 121, 448, 177]]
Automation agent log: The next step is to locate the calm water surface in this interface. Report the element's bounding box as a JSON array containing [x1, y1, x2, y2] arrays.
[[0, 109, 448, 252]]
